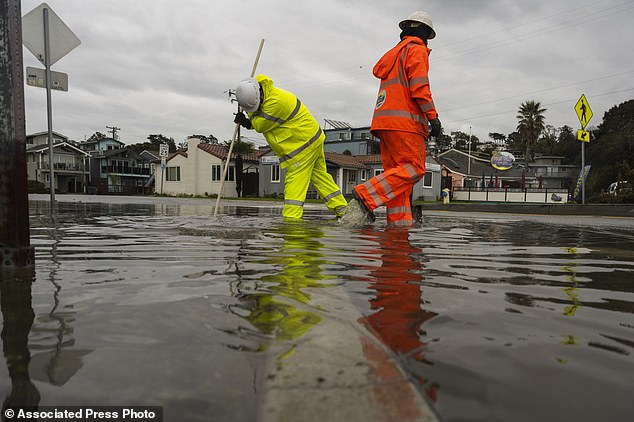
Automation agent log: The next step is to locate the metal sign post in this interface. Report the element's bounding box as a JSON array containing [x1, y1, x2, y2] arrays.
[[574, 94, 593, 204], [159, 144, 168, 195], [22, 2, 80, 205]]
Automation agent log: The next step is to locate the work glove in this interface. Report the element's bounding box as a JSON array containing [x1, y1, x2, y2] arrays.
[[429, 117, 441, 138], [234, 112, 252, 129]]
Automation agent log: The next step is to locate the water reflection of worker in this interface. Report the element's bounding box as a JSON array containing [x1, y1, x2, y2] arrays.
[[1, 274, 41, 417], [232, 222, 330, 351], [357, 227, 438, 401]]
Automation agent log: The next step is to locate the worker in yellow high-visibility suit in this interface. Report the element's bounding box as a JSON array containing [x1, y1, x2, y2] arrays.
[[234, 74, 348, 220], [231, 222, 331, 355]]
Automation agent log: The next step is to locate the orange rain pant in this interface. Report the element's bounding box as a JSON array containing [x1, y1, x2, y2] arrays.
[[354, 130, 426, 226]]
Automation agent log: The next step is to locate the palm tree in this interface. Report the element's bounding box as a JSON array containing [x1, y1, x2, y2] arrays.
[[516, 100, 546, 164]]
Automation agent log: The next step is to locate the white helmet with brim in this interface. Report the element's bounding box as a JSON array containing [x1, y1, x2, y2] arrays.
[[399, 11, 435, 39], [236, 77, 261, 112]]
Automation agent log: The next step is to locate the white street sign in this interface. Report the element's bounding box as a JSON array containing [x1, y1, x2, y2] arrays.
[[25, 66, 68, 91], [22, 3, 81, 66]]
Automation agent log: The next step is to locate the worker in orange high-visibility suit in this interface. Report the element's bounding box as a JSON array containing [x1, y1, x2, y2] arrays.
[[346, 11, 441, 227]]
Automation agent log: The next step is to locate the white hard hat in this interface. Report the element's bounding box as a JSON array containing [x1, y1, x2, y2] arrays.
[[235, 77, 261, 112], [399, 11, 436, 39]]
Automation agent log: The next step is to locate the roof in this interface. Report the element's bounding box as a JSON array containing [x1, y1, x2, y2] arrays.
[[323, 119, 352, 129], [92, 147, 144, 160], [168, 143, 261, 163], [27, 131, 68, 140], [324, 152, 369, 169], [197, 143, 260, 162], [81, 137, 125, 146], [26, 141, 89, 156], [355, 154, 382, 165], [436, 149, 525, 178]]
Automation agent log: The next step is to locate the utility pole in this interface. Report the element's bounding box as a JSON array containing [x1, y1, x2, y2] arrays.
[[106, 125, 121, 140], [1, 0, 35, 268], [467, 126, 472, 177]]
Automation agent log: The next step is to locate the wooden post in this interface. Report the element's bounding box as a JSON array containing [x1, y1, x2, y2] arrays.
[[0, 0, 35, 268]]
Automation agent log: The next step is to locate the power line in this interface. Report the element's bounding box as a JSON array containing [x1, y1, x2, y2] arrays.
[[444, 86, 634, 125], [441, 69, 634, 114]]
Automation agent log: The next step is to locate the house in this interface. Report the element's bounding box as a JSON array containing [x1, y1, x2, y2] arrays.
[[79, 137, 125, 153], [89, 148, 152, 195], [323, 121, 380, 155], [155, 137, 260, 197], [322, 121, 442, 200], [26, 131, 90, 193], [78, 137, 151, 195], [436, 148, 525, 189], [528, 156, 577, 189]]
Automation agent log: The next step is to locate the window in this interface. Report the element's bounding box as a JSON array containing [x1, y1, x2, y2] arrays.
[[166, 166, 180, 181], [212, 164, 221, 181], [348, 170, 357, 183], [360, 169, 367, 181], [423, 172, 433, 188], [212, 164, 235, 181], [271, 164, 281, 183], [374, 169, 384, 177]]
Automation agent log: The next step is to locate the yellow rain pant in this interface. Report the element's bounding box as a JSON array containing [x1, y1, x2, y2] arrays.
[[282, 144, 348, 220]]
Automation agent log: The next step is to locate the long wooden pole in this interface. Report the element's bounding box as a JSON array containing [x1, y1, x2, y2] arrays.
[[214, 39, 265, 216]]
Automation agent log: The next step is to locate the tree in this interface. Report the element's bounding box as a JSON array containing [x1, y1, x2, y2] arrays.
[[87, 132, 107, 142], [505, 131, 523, 153], [585, 99, 634, 197], [223, 138, 255, 155], [451, 131, 479, 150], [188, 134, 219, 144], [535, 125, 557, 156], [436, 133, 453, 150], [552, 125, 578, 164], [488, 132, 506, 146], [128, 134, 176, 154], [516, 100, 546, 163]]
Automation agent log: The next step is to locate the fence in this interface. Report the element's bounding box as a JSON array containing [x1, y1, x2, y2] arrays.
[[453, 187, 569, 204]]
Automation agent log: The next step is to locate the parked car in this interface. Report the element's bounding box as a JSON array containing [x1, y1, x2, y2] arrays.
[[608, 181, 628, 195]]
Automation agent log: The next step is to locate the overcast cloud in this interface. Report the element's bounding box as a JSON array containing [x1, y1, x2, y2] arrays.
[[20, 0, 634, 147]]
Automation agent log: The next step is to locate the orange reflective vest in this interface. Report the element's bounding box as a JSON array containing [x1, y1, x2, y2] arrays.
[[370, 37, 437, 137]]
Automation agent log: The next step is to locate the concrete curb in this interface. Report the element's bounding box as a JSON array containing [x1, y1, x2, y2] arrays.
[[259, 286, 439, 422], [415, 203, 634, 217]]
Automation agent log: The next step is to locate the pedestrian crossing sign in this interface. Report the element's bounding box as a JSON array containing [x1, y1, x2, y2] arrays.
[[574, 94, 593, 130], [577, 129, 590, 143]]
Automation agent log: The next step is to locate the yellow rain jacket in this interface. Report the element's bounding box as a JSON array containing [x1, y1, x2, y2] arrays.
[[249, 74, 324, 169], [247, 74, 347, 219]]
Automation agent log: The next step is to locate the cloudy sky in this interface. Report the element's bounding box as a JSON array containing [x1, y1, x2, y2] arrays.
[[20, 0, 634, 147]]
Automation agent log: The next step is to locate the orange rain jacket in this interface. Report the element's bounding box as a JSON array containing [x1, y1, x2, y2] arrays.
[[370, 36, 437, 137]]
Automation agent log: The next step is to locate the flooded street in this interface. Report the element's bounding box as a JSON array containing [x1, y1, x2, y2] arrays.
[[2, 196, 633, 421]]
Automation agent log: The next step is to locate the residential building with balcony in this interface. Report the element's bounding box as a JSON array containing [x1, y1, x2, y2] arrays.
[[26, 131, 90, 193], [79, 137, 151, 195], [528, 156, 577, 189]]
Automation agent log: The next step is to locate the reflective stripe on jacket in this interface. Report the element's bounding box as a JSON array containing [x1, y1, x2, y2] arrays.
[[370, 37, 437, 136], [249, 74, 324, 169]]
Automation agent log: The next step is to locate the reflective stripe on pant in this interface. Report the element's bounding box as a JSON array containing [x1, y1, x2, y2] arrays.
[[283, 144, 347, 219], [354, 130, 426, 225]]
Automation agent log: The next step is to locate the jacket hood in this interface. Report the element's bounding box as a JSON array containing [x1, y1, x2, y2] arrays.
[[373, 37, 427, 79], [256, 74, 274, 93]]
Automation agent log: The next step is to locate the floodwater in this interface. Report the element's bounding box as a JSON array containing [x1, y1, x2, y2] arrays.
[[1, 197, 633, 421]]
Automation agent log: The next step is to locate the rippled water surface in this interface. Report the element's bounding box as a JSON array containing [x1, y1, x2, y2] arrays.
[[1, 199, 633, 421]]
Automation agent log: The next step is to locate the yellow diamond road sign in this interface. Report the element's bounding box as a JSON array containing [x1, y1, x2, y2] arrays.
[[574, 94, 593, 130], [577, 129, 590, 143]]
